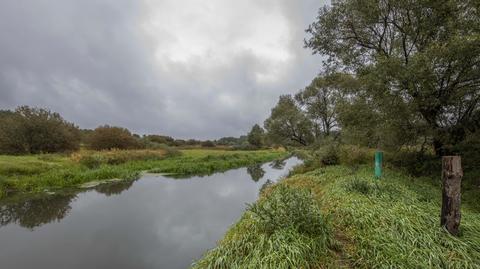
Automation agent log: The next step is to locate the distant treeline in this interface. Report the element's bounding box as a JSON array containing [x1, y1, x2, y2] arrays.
[[0, 106, 258, 155]]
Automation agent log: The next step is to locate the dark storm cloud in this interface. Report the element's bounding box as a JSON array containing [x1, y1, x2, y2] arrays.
[[0, 0, 326, 139]]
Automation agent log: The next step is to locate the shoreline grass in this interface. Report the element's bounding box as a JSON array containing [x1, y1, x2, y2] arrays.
[[0, 149, 288, 200], [194, 164, 480, 268]]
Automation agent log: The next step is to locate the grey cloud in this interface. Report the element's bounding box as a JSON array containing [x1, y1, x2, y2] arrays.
[[0, 0, 326, 140]]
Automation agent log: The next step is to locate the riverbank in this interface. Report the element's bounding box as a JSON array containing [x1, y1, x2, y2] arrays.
[[194, 164, 480, 268], [0, 149, 288, 199]]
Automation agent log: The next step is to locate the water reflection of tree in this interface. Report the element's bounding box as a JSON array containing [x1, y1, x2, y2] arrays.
[[259, 179, 274, 195], [95, 180, 136, 197], [270, 159, 286, 170], [247, 164, 265, 182], [0, 193, 76, 229]]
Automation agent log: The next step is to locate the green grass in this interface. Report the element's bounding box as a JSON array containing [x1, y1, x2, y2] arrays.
[[309, 166, 480, 268], [0, 149, 288, 199], [193, 185, 336, 269], [194, 164, 480, 268]]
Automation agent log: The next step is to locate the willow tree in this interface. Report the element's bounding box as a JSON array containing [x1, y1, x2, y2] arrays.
[[306, 0, 480, 155], [264, 95, 314, 146], [295, 72, 358, 137]]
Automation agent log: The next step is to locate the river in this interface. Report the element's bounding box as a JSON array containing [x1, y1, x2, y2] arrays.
[[0, 157, 301, 269]]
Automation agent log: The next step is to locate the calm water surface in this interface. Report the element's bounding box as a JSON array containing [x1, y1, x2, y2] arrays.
[[0, 157, 301, 269]]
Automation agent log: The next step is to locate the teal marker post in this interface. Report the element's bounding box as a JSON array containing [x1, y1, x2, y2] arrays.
[[375, 151, 383, 179]]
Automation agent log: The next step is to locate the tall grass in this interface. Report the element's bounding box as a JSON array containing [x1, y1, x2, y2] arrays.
[[283, 166, 480, 268], [193, 185, 335, 269]]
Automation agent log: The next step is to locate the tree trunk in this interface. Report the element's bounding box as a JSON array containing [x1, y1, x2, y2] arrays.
[[440, 156, 463, 236]]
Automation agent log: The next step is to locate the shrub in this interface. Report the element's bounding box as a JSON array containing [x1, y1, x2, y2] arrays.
[[248, 185, 330, 236], [339, 145, 372, 166], [314, 145, 339, 166], [88, 125, 141, 150], [201, 140, 215, 147], [385, 150, 440, 177], [0, 106, 81, 154]]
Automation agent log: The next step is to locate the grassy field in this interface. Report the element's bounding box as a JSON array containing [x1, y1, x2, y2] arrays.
[[194, 164, 480, 268], [0, 149, 288, 199]]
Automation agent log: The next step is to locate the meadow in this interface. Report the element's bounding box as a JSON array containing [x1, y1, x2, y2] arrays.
[[194, 163, 480, 268], [0, 148, 288, 199]]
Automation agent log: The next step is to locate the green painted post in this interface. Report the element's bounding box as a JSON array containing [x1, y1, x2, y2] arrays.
[[375, 151, 383, 179]]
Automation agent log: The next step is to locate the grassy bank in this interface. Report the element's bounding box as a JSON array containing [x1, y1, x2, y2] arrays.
[[0, 149, 288, 199], [194, 164, 480, 268]]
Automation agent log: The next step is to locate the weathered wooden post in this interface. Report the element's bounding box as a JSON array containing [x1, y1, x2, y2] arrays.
[[441, 156, 463, 236], [374, 151, 383, 179]]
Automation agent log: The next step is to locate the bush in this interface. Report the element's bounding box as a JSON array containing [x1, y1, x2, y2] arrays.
[[339, 145, 372, 166], [248, 185, 330, 236], [314, 145, 339, 166], [0, 106, 81, 154], [88, 125, 141, 150], [201, 140, 215, 147], [386, 150, 440, 177]]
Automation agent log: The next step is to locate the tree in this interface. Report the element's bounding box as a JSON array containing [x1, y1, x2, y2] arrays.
[[295, 72, 355, 137], [145, 135, 175, 146], [264, 95, 314, 146], [201, 140, 216, 147], [247, 124, 265, 148], [306, 0, 480, 155], [88, 125, 140, 150], [0, 106, 80, 154]]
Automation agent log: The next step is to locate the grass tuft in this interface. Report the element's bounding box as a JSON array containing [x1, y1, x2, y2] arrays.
[[193, 185, 335, 269]]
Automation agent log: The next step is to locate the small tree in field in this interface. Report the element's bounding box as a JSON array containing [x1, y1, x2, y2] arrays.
[[88, 125, 140, 150], [247, 124, 265, 148], [264, 95, 314, 146]]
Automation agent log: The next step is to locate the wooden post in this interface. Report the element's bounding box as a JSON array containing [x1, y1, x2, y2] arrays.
[[441, 156, 463, 236]]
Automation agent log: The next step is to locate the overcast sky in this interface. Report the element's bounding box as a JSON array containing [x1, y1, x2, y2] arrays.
[[0, 0, 326, 139]]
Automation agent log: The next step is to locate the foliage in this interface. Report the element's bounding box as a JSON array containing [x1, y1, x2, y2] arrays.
[[248, 185, 330, 236], [264, 95, 314, 146], [0, 106, 80, 154], [71, 149, 174, 168], [143, 134, 175, 146], [345, 177, 376, 195], [216, 136, 248, 146], [201, 140, 216, 148], [305, 0, 480, 155], [247, 124, 265, 148], [338, 145, 373, 169], [316, 145, 340, 166], [0, 149, 287, 199], [295, 72, 356, 137], [284, 165, 480, 268], [193, 185, 334, 269], [148, 149, 287, 176], [87, 125, 141, 150]]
